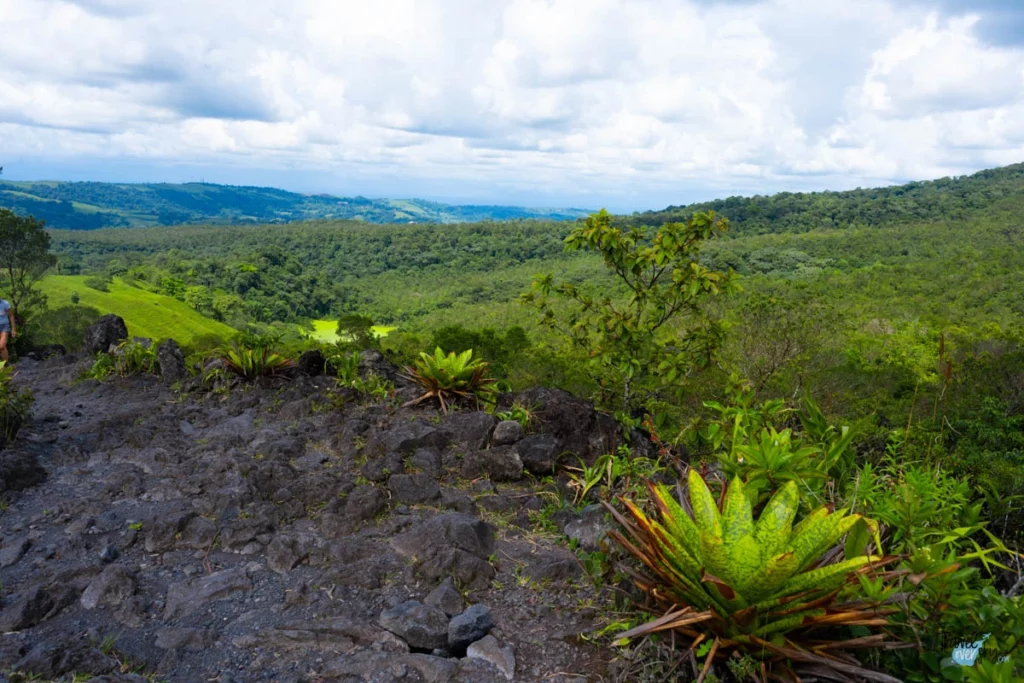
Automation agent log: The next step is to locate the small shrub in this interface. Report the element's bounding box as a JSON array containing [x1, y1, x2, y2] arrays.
[[85, 340, 159, 379], [0, 361, 32, 448], [496, 401, 537, 430], [83, 275, 110, 292], [401, 347, 498, 413]]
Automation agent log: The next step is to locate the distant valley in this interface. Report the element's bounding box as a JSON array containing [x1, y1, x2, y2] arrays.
[[0, 179, 592, 229]]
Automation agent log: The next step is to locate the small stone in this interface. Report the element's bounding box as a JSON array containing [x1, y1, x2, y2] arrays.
[[424, 577, 464, 617], [99, 544, 120, 563], [378, 600, 450, 651], [563, 504, 611, 551], [466, 635, 515, 680], [448, 604, 494, 652], [491, 420, 525, 446]]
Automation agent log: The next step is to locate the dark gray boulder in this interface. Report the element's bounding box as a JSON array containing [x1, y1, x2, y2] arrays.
[[460, 446, 523, 482], [491, 420, 525, 446], [391, 514, 496, 590], [389, 473, 441, 504], [156, 339, 187, 384], [80, 565, 137, 610], [378, 600, 450, 651], [516, 434, 559, 475], [442, 412, 497, 451], [448, 604, 494, 652], [84, 314, 128, 354]]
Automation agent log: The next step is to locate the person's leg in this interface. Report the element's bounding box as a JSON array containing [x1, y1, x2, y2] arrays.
[[0, 332, 8, 363]]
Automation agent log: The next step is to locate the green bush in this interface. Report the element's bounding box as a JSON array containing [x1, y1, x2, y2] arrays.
[[83, 275, 110, 292], [85, 340, 160, 380], [0, 362, 32, 448], [27, 305, 102, 352]]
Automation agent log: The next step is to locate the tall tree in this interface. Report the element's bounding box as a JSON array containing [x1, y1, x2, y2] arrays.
[[523, 209, 736, 410], [0, 209, 57, 325]]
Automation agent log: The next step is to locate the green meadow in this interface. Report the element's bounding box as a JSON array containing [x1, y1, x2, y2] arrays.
[[307, 319, 396, 343], [38, 276, 236, 345]]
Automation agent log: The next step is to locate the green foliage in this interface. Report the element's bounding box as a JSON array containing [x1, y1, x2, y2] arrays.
[[27, 305, 101, 352], [430, 325, 529, 376], [84, 275, 110, 292], [694, 387, 857, 506], [0, 208, 56, 326], [218, 344, 294, 380], [86, 340, 160, 380], [0, 361, 32, 448], [496, 401, 537, 431], [38, 275, 235, 345], [607, 471, 899, 680], [401, 347, 498, 413], [524, 208, 736, 409], [336, 314, 380, 351]]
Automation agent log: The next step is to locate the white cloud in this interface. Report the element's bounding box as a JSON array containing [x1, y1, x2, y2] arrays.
[[0, 0, 1022, 209]]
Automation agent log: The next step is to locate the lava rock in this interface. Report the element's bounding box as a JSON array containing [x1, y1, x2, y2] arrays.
[[516, 433, 560, 475], [156, 338, 187, 384], [297, 349, 327, 376], [460, 446, 523, 482], [0, 451, 46, 493], [0, 585, 78, 631], [378, 600, 450, 651], [164, 566, 252, 619], [442, 412, 497, 451], [345, 486, 386, 525], [466, 635, 515, 680], [408, 447, 443, 478], [389, 473, 441, 504], [266, 534, 311, 573], [448, 604, 494, 652], [391, 514, 496, 590], [366, 422, 450, 457], [563, 504, 611, 551], [0, 536, 30, 568], [491, 420, 525, 446], [425, 577, 464, 617], [84, 314, 129, 354], [81, 565, 137, 610]]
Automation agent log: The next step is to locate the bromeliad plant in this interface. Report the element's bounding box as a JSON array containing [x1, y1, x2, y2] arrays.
[[401, 347, 498, 413], [607, 470, 905, 682], [219, 344, 294, 380]]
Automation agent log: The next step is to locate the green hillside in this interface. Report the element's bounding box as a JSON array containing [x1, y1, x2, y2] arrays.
[[0, 180, 591, 230], [38, 276, 235, 344]]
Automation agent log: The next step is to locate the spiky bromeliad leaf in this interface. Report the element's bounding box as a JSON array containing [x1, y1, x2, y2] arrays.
[[608, 472, 902, 682]]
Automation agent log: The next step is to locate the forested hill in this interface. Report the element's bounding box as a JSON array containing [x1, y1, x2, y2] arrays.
[[630, 162, 1024, 236], [0, 179, 591, 229]]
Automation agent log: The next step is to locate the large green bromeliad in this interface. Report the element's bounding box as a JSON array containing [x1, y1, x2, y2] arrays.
[[607, 471, 904, 682]]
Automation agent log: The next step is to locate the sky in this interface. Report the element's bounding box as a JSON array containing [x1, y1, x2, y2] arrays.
[[1, 0, 1023, 212]]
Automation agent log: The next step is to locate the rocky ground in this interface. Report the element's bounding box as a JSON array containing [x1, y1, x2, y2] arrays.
[[0, 346, 639, 683]]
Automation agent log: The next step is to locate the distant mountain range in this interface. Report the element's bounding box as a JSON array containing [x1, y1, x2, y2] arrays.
[[0, 180, 592, 229]]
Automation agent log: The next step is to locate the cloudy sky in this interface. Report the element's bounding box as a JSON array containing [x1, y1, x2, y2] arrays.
[[1, 0, 1023, 211]]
